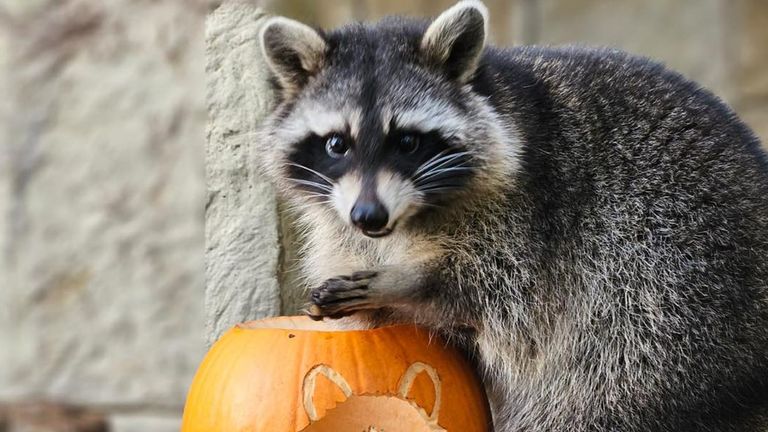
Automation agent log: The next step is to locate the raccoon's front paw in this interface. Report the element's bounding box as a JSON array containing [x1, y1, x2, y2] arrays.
[[307, 271, 378, 321]]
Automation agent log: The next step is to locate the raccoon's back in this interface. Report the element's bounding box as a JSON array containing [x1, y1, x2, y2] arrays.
[[476, 45, 768, 270], [473, 45, 768, 429]]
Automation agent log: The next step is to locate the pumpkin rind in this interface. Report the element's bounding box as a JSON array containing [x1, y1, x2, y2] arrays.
[[181, 316, 491, 431]]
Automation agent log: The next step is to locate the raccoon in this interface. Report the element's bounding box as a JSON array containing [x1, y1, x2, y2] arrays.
[[255, 1, 768, 431]]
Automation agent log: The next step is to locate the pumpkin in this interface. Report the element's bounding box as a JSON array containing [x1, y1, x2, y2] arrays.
[[181, 316, 492, 431]]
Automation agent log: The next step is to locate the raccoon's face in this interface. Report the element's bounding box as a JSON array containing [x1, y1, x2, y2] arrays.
[[259, 1, 510, 238]]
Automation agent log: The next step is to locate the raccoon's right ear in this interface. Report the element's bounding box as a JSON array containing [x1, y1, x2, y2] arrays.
[[260, 17, 327, 94], [420, 0, 488, 83]]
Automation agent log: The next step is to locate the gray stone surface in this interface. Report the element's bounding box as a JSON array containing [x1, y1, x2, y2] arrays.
[[109, 413, 181, 432], [0, 0, 208, 409], [729, 0, 768, 145], [204, 1, 281, 343], [1, 11, 10, 299]]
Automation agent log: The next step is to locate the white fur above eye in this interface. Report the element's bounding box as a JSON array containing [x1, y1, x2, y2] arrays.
[[389, 103, 468, 141], [274, 102, 366, 148]]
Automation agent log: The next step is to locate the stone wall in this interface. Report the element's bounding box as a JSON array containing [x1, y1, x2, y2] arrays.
[[0, 0, 214, 430], [204, 0, 281, 345], [2, 1, 767, 431]]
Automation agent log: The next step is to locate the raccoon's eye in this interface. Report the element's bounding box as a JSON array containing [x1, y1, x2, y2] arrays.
[[325, 134, 349, 158], [398, 133, 420, 154]]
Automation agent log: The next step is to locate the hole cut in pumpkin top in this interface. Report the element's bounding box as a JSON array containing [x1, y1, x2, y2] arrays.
[[237, 316, 373, 333]]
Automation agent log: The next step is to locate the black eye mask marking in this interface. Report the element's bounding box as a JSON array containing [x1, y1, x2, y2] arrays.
[[284, 125, 475, 206], [286, 133, 352, 198], [384, 130, 475, 202]]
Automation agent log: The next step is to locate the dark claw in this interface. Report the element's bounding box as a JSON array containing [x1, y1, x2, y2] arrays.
[[305, 305, 324, 321], [311, 288, 323, 303]]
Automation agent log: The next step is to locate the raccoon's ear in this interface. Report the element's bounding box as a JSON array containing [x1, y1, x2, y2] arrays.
[[420, 0, 488, 83], [260, 17, 327, 94]]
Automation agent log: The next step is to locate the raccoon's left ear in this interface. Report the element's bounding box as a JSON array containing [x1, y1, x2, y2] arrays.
[[420, 0, 488, 83], [260, 17, 327, 94]]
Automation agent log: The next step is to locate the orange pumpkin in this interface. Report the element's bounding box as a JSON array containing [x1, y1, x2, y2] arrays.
[[181, 316, 492, 431]]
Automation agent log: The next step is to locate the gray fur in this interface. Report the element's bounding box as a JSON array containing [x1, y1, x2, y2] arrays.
[[257, 1, 768, 431]]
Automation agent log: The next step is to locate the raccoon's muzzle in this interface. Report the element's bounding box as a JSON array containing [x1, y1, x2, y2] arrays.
[[350, 198, 391, 237]]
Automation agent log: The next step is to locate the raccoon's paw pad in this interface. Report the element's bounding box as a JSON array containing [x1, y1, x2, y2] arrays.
[[306, 272, 378, 320]]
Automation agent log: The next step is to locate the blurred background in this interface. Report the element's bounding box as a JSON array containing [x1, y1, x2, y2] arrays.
[[0, 0, 765, 430]]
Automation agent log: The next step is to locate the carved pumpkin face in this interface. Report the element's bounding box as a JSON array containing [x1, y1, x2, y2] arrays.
[[181, 316, 491, 432], [300, 363, 446, 432]]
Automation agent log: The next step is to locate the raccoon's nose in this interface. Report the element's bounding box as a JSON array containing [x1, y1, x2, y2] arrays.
[[350, 200, 389, 232]]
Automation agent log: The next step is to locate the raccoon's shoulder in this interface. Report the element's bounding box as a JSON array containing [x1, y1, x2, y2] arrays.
[[488, 45, 665, 77], [474, 44, 705, 109]]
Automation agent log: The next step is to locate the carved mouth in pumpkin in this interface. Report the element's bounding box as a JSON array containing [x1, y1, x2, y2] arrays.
[[299, 362, 445, 432], [299, 394, 445, 432]]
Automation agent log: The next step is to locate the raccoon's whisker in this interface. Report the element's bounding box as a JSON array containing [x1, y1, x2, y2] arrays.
[[281, 193, 332, 210], [284, 162, 335, 185], [412, 149, 452, 177], [303, 193, 332, 200], [426, 154, 472, 174], [413, 166, 474, 186], [284, 200, 332, 214], [415, 200, 442, 209], [288, 192, 332, 203], [284, 199, 330, 210], [412, 151, 470, 178], [288, 178, 334, 192], [415, 181, 465, 194], [418, 186, 463, 194], [290, 201, 331, 211], [412, 152, 471, 181], [417, 182, 463, 190], [398, 190, 439, 208]]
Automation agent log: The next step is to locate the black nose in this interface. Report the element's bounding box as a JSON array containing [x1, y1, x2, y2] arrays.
[[350, 200, 389, 231]]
